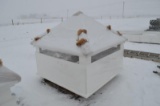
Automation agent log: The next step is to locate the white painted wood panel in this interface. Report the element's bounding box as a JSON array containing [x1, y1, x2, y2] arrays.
[[36, 52, 87, 96], [87, 49, 123, 96]]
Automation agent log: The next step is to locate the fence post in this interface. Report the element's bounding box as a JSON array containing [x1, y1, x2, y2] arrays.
[[41, 18, 42, 23], [122, 1, 125, 18], [12, 19, 14, 25], [61, 17, 63, 22]]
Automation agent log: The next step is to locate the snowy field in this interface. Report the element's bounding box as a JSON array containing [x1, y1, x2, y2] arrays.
[[0, 18, 160, 106]]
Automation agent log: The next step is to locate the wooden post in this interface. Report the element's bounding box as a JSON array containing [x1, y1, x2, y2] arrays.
[[41, 18, 42, 23], [67, 9, 69, 19], [122, 1, 125, 18], [12, 19, 14, 25], [61, 17, 63, 22]]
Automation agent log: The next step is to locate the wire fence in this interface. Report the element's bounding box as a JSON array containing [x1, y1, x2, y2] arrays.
[[0, 18, 64, 27], [1, 14, 160, 27]]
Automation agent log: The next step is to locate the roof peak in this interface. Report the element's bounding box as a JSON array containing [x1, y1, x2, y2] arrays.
[[73, 11, 84, 16]]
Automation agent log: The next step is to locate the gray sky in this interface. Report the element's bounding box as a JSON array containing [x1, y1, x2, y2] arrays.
[[0, 0, 120, 18], [0, 0, 160, 20]]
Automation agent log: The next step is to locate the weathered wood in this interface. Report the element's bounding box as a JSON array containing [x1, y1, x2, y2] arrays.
[[124, 49, 160, 62]]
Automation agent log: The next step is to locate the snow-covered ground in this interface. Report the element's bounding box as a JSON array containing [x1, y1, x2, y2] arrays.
[[124, 42, 160, 54], [98, 17, 152, 31], [0, 18, 160, 106]]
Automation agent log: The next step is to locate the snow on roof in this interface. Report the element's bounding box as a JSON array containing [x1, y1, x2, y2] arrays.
[[73, 11, 83, 16], [32, 12, 126, 56], [0, 65, 21, 84]]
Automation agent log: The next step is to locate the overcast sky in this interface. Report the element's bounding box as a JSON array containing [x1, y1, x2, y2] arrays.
[[0, 0, 160, 20], [0, 0, 122, 18]]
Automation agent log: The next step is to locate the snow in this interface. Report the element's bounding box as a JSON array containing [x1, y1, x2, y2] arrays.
[[0, 18, 160, 106], [0, 66, 21, 83], [32, 13, 126, 56], [0, 0, 160, 105], [97, 17, 157, 31], [0, 66, 20, 106]]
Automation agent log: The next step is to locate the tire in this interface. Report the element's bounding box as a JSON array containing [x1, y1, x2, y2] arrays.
[[151, 20, 156, 25], [150, 26, 160, 30], [149, 25, 154, 29], [150, 20, 159, 26], [150, 20, 154, 25]]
